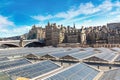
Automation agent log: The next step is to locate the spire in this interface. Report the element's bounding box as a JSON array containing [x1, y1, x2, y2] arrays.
[[80, 26, 86, 44], [81, 26, 84, 30], [48, 21, 50, 26], [81, 26, 85, 33], [73, 23, 75, 28], [32, 24, 36, 29]]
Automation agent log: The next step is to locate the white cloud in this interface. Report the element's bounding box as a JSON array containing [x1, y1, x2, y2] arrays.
[[114, 0, 120, 7], [98, 0, 113, 11], [32, 2, 98, 20], [12, 26, 31, 34], [0, 15, 14, 28], [0, 25, 31, 38], [54, 2, 98, 19], [77, 2, 98, 15], [109, 8, 120, 15], [0, 15, 32, 38], [1, 0, 120, 38], [108, 15, 120, 23], [32, 0, 120, 27], [32, 15, 53, 21]]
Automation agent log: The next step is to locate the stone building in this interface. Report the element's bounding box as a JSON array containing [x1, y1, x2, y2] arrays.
[[85, 23, 120, 44], [65, 25, 80, 43], [64, 25, 86, 44], [45, 22, 53, 45], [107, 29, 120, 44], [45, 22, 65, 46], [27, 25, 45, 40], [80, 26, 86, 44], [51, 24, 65, 46], [45, 22, 86, 46], [86, 25, 109, 44], [67, 35, 78, 43], [107, 23, 120, 30], [25, 22, 120, 46]]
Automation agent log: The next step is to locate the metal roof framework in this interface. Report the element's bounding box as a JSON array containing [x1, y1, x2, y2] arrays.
[[84, 52, 117, 63], [44, 63, 100, 80], [0, 72, 12, 80], [0, 58, 31, 71], [5, 60, 60, 79], [98, 68, 120, 80], [42, 49, 81, 60], [60, 51, 97, 61]]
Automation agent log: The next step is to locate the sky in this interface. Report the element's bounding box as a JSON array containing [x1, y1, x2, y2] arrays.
[[0, 0, 120, 38]]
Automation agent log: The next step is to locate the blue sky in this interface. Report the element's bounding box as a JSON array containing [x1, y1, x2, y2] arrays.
[[0, 0, 120, 38]]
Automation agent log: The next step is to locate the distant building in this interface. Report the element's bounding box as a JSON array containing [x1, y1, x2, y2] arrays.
[[27, 25, 45, 40], [45, 22, 86, 46], [45, 22, 65, 46], [107, 22, 120, 30], [22, 22, 120, 46], [80, 26, 86, 44], [45, 22, 53, 45], [86, 25, 109, 44], [64, 25, 80, 43]]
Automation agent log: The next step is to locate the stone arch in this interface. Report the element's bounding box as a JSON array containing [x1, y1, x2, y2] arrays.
[[24, 41, 45, 47], [1, 43, 19, 48]]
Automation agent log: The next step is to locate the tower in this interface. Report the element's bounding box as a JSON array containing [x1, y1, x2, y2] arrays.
[[73, 23, 76, 29], [32, 24, 36, 29], [19, 36, 24, 47], [45, 22, 53, 46], [80, 26, 86, 44]]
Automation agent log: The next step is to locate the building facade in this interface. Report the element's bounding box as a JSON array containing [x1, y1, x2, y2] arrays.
[[25, 22, 120, 46], [45, 22, 86, 46], [26, 25, 45, 40], [45, 22, 65, 46], [107, 23, 120, 30]]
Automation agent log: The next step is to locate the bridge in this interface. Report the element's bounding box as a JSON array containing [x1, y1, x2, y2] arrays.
[[0, 39, 45, 47]]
